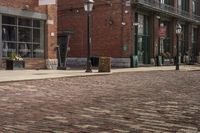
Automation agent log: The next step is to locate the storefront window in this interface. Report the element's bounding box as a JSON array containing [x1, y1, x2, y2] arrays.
[[177, 0, 188, 11], [2, 15, 44, 58], [192, 28, 198, 57], [160, 0, 170, 5], [179, 24, 188, 61], [159, 21, 171, 55], [192, 0, 198, 15]]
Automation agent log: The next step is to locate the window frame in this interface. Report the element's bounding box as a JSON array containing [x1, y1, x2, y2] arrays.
[[1, 15, 45, 59]]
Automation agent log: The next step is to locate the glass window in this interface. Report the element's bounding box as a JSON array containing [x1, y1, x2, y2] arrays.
[[2, 26, 17, 41], [138, 15, 144, 35], [33, 29, 40, 43], [2, 16, 17, 25], [192, 28, 198, 57], [18, 43, 32, 58], [2, 15, 44, 59], [33, 44, 44, 58], [33, 20, 40, 28], [160, 0, 170, 5], [18, 18, 32, 26], [192, 0, 198, 15], [2, 42, 17, 57], [177, 0, 188, 11], [18, 27, 32, 42]]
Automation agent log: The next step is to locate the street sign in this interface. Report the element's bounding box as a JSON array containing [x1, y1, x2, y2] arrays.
[[159, 26, 167, 38], [39, 0, 56, 5]]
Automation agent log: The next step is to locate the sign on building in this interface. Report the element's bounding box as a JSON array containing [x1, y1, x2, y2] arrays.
[[159, 26, 167, 38], [39, 0, 56, 5]]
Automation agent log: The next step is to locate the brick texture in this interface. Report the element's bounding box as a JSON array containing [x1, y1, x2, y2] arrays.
[[58, 0, 133, 58], [58, 0, 200, 64]]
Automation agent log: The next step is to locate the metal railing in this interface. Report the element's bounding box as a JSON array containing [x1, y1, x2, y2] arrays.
[[133, 0, 200, 22]]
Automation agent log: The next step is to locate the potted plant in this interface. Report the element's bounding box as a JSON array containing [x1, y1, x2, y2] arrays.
[[6, 53, 25, 70]]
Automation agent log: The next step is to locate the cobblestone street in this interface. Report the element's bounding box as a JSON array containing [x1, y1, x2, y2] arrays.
[[0, 71, 200, 133]]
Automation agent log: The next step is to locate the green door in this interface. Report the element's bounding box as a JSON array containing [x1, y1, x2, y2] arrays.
[[135, 13, 150, 65], [137, 35, 150, 64], [137, 36, 144, 64]]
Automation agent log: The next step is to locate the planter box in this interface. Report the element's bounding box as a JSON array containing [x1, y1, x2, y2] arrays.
[[163, 59, 171, 66], [6, 60, 25, 70]]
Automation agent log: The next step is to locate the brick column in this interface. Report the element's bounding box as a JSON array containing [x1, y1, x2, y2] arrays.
[[46, 4, 58, 69], [173, 0, 177, 7], [149, 14, 159, 65], [131, 5, 136, 56], [171, 19, 177, 57], [189, 0, 192, 16], [152, 14, 159, 58]]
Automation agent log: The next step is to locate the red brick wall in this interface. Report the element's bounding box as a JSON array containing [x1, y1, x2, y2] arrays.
[[0, 0, 46, 13], [58, 0, 133, 58], [46, 5, 58, 60]]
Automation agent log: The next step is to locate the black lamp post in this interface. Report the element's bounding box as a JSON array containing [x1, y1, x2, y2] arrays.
[[176, 23, 182, 70], [84, 0, 94, 72]]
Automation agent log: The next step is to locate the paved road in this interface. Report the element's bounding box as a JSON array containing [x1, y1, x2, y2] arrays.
[[0, 71, 200, 133]]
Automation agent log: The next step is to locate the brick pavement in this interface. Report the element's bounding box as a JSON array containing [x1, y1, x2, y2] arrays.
[[0, 71, 200, 132]]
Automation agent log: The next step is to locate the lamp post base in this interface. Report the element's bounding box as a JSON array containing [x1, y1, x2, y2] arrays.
[[176, 65, 179, 70], [86, 61, 92, 73]]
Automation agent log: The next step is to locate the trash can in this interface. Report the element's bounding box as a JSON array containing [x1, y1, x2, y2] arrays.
[[157, 56, 162, 66], [98, 57, 111, 72], [130, 55, 138, 68], [91, 56, 99, 67]]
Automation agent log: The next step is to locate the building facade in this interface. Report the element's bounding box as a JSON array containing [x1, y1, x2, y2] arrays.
[[0, 0, 57, 69], [58, 0, 200, 67]]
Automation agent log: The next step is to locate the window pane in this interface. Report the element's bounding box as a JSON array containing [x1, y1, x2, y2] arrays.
[[138, 15, 144, 35], [33, 44, 44, 58], [2, 26, 17, 41], [2, 42, 17, 57], [18, 18, 32, 26], [33, 29, 40, 43], [19, 27, 32, 42], [2, 16, 17, 25], [18, 43, 32, 58], [33, 20, 40, 27]]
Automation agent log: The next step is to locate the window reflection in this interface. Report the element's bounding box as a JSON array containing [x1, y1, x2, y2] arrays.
[[18, 18, 32, 26], [19, 27, 32, 42], [33, 29, 40, 43], [33, 44, 44, 58], [18, 43, 32, 58], [2, 42, 17, 57], [2, 26, 17, 41], [2, 16, 17, 25]]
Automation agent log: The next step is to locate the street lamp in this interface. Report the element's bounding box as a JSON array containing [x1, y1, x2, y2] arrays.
[[176, 23, 182, 70], [84, 0, 94, 72]]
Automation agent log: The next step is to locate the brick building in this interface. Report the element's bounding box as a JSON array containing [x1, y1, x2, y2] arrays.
[[0, 0, 57, 69], [58, 0, 200, 67]]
